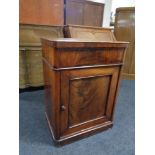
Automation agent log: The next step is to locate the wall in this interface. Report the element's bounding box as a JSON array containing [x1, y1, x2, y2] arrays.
[[102, 0, 112, 27], [111, 0, 135, 14]]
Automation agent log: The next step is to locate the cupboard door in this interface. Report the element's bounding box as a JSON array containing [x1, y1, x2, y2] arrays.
[[60, 67, 120, 136]]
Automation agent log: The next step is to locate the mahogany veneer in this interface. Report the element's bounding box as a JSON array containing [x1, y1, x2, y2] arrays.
[[41, 38, 128, 145]]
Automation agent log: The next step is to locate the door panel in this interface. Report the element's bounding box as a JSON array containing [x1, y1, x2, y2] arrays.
[[60, 67, 120, 136], [69, 75, 111, 127]]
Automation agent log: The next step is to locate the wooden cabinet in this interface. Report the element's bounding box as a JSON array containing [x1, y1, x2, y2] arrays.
[[65, 0, 104, 26], [19, 24, 63, 88], [42, 38, 128, 145], [19, 0, 64, 25], [114, 7, 135, 79], [19, 0, 104, 27], [64, 24, 116, 41]]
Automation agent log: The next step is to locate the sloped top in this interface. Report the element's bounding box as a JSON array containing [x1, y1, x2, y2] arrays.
[[64, 24, 116, 42]]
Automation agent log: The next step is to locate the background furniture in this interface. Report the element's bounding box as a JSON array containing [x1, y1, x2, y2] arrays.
[[19, 0, 104, 27], [114, 7, 135, 79], [65, 0, 104, 26], [42, 38, 128, 145], [64, 24, 116, 41], [19, 0, 64, 25], [19, 24, 63, 88]]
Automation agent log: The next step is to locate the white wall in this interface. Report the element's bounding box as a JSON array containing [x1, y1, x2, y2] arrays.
[[111, 0, 135, 14], [102, 0, 112, 27]]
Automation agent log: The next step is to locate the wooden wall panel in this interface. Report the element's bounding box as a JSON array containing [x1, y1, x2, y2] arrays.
[[19, 0, 64, 25], [114, 7, 135, 80]]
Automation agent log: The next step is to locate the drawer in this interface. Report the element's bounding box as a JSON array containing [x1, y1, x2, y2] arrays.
[[55, 47, 125, 68], [41, 39, 128, 69]]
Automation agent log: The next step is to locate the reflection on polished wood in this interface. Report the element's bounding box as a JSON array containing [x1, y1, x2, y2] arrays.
[[42, 38, 128, 145]]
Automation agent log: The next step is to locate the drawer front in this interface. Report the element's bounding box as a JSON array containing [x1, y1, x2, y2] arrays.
[[56, 47, 125, 68], [60, 66, 120, 137]]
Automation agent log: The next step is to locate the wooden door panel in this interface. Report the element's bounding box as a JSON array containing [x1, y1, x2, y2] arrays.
[[60, 67, 120, 136], [69, 75, 111, 127]]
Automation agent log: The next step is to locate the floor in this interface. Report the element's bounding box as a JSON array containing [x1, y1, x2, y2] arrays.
[[19, 80, 135, 155]]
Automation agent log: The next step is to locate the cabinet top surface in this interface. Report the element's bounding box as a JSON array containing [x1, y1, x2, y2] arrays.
[[41, 38, 129, 48]]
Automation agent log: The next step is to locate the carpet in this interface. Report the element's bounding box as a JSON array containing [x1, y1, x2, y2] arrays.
[[19, 80, 135, 155]]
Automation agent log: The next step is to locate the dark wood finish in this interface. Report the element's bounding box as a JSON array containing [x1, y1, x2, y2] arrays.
[[65, 0, 104, 26], [64, 25, 116, 41], [42, 38, 128, 145], [19, 24, 63, 88], [19, 0, 64, 25], [114, 7, 135, 80]]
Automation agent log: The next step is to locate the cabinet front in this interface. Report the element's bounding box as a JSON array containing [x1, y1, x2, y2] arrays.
[[60, 67, 120, 137]]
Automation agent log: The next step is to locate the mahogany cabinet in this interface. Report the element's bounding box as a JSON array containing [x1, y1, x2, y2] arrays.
[[42, 38, 128, 145]]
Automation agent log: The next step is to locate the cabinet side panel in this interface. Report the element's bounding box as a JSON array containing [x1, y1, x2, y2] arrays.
[[42, 42, 61, 139], [43, 61, 61, 139]]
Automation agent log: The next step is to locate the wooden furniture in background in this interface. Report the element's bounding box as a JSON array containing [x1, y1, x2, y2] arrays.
[[42, 38, 128, 145], [65, 0, 104, 26], [19, 24, 63, 88], [114, 7, 135, 79], [19, 0, 64, 25], [19, 0, 104, 27], [64, 24, 116, 41]]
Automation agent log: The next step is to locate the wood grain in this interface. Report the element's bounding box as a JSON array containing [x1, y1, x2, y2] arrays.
[[69, 75, 111, 127], [65, 0, 104, 26], [19, 0, 64, 25], [64, 25, 116, 41]]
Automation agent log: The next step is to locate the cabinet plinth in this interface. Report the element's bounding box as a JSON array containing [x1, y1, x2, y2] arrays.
[[41, 39, 128, 145]]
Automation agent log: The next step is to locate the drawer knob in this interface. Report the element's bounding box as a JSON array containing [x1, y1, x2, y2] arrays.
[[61, 105, 66, 111]]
